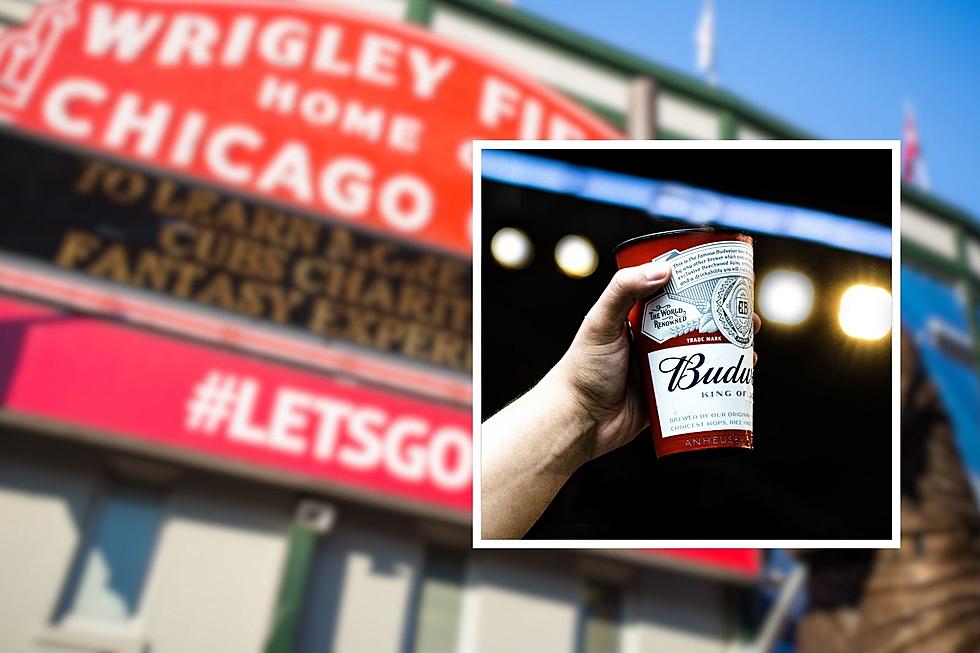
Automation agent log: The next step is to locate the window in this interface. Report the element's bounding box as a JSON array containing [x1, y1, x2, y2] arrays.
[[578, 579, 623, 653], [411, 545, 466, 653], [56, 481, 165, 624]]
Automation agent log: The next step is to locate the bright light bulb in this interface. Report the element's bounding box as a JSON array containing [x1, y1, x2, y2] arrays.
[[758, 270, 814, 325], [490, 227, 533, 269], [838, 284, 892, 340], [554, 234, 598, 278]]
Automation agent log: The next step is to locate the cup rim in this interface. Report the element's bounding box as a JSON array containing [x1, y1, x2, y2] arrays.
[[613, 227, 751, 255]]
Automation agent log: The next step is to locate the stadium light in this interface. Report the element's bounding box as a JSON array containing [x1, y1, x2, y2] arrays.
[[555, 234, 598, 278], [838, 284, 892, 340], [490, 227, 533, 269], [758, 270, 814, 325]]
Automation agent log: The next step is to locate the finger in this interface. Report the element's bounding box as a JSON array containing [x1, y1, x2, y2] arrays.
[[753, 351, 758, 366], [753, 313, 762, 334], [582, 261, 672, 344]]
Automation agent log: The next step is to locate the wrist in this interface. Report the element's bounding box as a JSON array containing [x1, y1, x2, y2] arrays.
[[540, 358, 601, 474]]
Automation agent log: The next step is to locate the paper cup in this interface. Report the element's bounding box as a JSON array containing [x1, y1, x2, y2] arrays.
[[615, 228, 755, 459]]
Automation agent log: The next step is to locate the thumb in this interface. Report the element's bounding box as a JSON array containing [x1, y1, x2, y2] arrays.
[[581, 261, 672, 344]]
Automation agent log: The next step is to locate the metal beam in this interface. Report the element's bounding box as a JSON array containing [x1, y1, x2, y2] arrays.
[[627, 76, 657, 139]]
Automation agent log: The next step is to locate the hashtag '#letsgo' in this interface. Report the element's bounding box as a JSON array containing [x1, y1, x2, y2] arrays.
[[182, 370, 471, 490], [185, 370, 246, 434]]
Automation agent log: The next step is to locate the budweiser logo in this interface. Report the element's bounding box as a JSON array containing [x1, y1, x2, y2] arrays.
[[658, 353, 754, 392]]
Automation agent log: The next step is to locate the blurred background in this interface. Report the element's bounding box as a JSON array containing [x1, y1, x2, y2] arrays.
[[0, 1, 977, 653]]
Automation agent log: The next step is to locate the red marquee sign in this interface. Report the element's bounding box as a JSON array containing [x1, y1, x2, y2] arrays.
[[0, 293, 472, 511], [0, 0, 618, 255], [0, 0, 759, 577], [0, 291, 759, 576]]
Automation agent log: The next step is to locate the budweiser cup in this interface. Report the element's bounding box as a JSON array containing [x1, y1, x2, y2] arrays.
[[615, 228, 755, 459]]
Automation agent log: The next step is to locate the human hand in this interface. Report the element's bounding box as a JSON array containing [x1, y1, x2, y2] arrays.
[[551, 260, 673, 468], [553, 261, 762, 468], [481, 260, 761, 539]]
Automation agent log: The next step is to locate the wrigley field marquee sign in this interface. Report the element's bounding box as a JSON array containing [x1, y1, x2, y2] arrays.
[[0, 0, 616, 379], [0, 0, 617, 509], [0, 0, 617, 255], [0, 0, 762, 576], [0, 129, 474, 374]]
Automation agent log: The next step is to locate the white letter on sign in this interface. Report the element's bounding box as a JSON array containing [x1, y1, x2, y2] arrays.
[[257, 75, 299, 114], [158, 13, 220, 66], [42, 78, 107, 138], [385, 418, 428, 482], [268, 388, 312, 456], [256, 142, 314, 202], [105, 92, 172, 157], [206, 124, 262, 184], [312, 397, 354, 461], [406, 48, 454, 99], [85, 3, 163, 61], [358, 33, 401, 87], [260, 18, 309, 68], [228, 379, 267, 445], [428, 427, 471, 491], [478, 77, 519, 128], [378, 175, 432, 232], [339, 407, 386, 470], [319, 157, 372, 216]]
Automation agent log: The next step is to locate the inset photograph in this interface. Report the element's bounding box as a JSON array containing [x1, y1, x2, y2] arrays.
[[474, 141, 899, 547]]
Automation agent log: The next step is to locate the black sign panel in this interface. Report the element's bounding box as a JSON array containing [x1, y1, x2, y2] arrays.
[[0, 129, 471, 374]]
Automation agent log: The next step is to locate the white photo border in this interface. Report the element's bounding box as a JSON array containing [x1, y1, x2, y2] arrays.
[[472, 139, 902, 550]]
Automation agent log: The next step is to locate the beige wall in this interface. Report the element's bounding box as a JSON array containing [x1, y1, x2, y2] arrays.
[[0, 432, 291, 653], [315, 0, 408, 19], [0, 430, 741, 653], [625, 570, 737, 653], [0, 446, 96, 653], [141, 477, 290, 653], [298, 522, 424, 653], [459, 551, 580, 653], [458, 551, 739, 653]]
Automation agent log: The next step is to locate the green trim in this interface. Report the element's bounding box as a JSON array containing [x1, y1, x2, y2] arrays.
[[736, 120, 773, 139], [436, 0, 812, 140], [556, 90, 626, 130], [263, 524, 318, 653], [902, 239, 976, 288], [902, 240, 960, 279], [968, 304, 980, 373], [901, 244, 980, 372], [720, 111, 737, 140], [903, 185, 980, 238], [956, 235, 980, 372], [654, 127, 688, 140], [406, 0, 435, 25]]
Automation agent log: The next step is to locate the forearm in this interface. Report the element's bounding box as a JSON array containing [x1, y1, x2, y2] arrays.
[[480, 262, 672, 539], [480, 363, 595, 539]]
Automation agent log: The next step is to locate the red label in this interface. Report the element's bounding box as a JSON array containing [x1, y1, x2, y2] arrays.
[[0, 0, 618, 254], [0, 294, 472, 511]]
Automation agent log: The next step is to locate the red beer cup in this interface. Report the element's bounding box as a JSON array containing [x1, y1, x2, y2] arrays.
[[615, 228, 755, 459]]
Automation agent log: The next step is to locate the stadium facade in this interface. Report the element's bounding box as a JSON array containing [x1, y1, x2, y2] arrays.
[[0, 1, 975, 653]]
